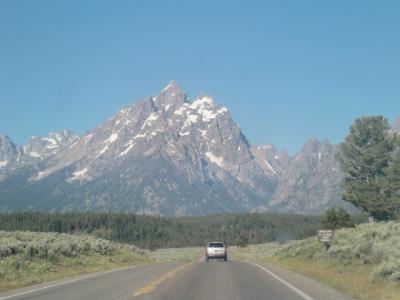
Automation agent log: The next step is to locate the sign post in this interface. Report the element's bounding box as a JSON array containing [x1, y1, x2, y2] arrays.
[[317, 230, 334, 249]]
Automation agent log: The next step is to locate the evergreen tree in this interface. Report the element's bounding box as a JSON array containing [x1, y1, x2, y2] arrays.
[[336, 116, 396, 220], [321, 208, 337, 229], [384, 138, 400, 218], [336, 208, 354, 228], [321, 208, 354, 230]]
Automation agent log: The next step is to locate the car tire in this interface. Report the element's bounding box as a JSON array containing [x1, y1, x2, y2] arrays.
[[224, 256, 227, 261]]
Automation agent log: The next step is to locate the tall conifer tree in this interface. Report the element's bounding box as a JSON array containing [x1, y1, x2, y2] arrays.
[[336, 116, 395, 220]]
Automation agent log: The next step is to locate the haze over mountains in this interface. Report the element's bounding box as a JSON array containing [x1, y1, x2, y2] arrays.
[[1, 81, 398, 216]]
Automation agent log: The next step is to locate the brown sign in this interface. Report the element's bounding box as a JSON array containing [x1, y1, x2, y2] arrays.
[[318, 230, 334, 244]]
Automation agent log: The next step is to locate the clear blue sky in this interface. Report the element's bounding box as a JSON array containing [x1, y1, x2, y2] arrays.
[[1, 0, 399, 154]]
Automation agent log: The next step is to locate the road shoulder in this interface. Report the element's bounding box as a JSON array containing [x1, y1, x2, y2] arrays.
[[244, 260, 355, 300]]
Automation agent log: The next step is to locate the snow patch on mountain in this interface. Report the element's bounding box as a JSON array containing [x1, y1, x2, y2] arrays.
[[68, 168, 89, 182], [257, 145, 272, 150], [42, 138, 58, 150], [205, 151, 224, 168], [141, 113, 159, 130], [262, 158, 277, 175], [119, 141, 135, 157], [106, 133, 119, 144], [96, 133, 119, 158], [161, 82, 174, 93], [29, 151, 41, 158]]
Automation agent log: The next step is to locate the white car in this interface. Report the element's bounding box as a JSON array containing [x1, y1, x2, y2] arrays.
[[206, 242, 227, 262]]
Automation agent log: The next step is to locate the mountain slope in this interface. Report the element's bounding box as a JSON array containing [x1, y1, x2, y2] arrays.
[[1, 82, 383, 216], [265, 138, 343, 213], [0, 82, 276, 215], [23, 129, 79, 159]]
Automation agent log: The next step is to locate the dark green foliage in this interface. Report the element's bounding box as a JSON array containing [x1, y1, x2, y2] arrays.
[[336, 116, 397, 220], [336, 208, 354, 228], [0, 212, 322, 249], [384, 138, 400, 218], [237, 233, 249, 247], [321, 208, 337, 230], [321, 208, 354, 230]]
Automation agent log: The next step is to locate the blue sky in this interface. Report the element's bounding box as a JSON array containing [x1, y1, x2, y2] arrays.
[[1, 0, 399, 154]]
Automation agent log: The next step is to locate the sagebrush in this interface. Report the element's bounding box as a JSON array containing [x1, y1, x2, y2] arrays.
[[280, 221, 400, 283]]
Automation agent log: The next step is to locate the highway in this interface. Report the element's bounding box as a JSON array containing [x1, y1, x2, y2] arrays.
[[0, 259, 354, 300]]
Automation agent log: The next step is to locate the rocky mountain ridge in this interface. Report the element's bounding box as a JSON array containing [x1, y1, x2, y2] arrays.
[[1, 81, 391, 215]]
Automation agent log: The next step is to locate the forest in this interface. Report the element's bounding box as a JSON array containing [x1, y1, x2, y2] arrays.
[[0, 212, 324, 249]]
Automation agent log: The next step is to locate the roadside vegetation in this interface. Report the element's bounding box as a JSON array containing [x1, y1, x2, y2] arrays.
[[231, 221, 400, 300], [0, 231, 150, 292], [229, 242, 284, 261], [336, 116, 400, 221], [149, 247, 203, 263], [277, 221, 400, 300], [1, 117, 399, 297], [231, 116, 400, 300]]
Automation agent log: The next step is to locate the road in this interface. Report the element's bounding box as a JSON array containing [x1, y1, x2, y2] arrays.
[[0, 259, 354, 300]]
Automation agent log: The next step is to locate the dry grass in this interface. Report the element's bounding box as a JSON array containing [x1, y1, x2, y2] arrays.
[[270, 256, 400, 300], [229, 242, 284, 261], [148, 246, 204, 263]]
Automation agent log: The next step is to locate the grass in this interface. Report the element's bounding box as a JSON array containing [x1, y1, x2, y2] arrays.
[[229, 242, 284, 261], [148, 246, 204, 263], [270, 256, 400, 300], [5, 221, 399, 299], [230, 221, 400, 300], [0, 231, 205, 292], [0, 231, 151, 292]]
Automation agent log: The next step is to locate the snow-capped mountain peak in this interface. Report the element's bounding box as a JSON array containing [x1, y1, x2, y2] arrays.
[[0, 82, 353, 216], [23, 130, 79, 158], [155, 80, 188, 112]]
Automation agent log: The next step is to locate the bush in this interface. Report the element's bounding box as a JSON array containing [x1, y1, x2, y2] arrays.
[[280, 221, 400, 283], [0, 231, 144, 260]]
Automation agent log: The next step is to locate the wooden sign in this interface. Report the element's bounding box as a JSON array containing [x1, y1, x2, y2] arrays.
[[318, 230, 334, 244]]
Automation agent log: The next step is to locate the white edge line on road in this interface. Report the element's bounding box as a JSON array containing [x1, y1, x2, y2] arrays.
[[0, 264, 141, 300], [248, 261, 316, 300]]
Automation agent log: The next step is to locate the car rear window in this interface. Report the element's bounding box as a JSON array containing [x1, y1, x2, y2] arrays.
[[208, 242, 224, 248]]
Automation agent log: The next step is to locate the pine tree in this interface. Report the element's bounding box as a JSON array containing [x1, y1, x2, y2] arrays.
[[336, 208, 354, 228], [321, 208, 337, 229], [336, 116, 396, 220], [384, 137, 400, 218]]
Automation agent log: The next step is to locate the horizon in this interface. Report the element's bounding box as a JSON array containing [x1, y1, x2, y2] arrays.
[[1, 1, 400, 154]]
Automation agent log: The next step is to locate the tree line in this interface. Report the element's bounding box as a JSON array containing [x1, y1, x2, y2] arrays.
[[0, 212, 324, 249]]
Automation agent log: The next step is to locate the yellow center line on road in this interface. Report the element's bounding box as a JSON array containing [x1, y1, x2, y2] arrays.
[[133, 262, 194, 297]]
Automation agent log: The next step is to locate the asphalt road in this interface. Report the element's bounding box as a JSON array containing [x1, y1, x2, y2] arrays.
[[0, 259, 354, 300]]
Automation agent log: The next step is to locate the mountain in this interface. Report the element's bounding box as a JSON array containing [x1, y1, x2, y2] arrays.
[[0, 129, 79, 177], [23, 129, 79, 159], [265, 116, 400, 214], [0, 134, 20, 181], [0, 134, 18, 165], [251, 145, 289, 178], [264, 138, 348, 213], [392, 117, 400, 133], [0, 82, 371, 216], [0, 81, 276, 215]]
